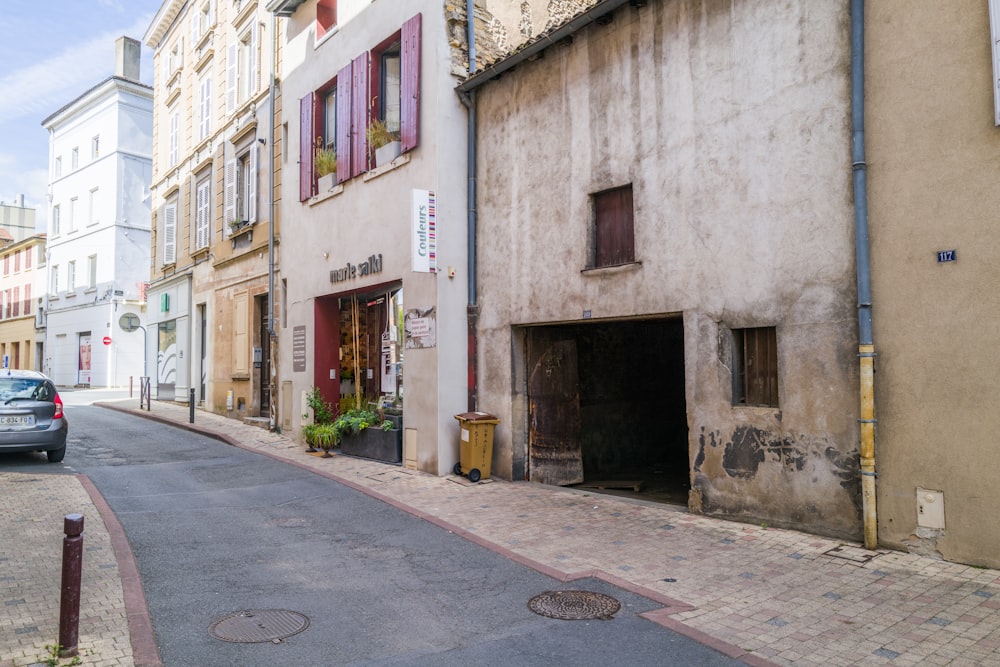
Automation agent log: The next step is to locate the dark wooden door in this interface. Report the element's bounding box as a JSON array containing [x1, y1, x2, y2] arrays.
[[527, 330, 584, 485]]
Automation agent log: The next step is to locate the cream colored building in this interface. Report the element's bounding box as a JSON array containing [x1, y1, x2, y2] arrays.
[[463, 0, 863, 539], [145, 0, 282, 422], [865, 2, 1000, 567], [268, 0, 471, 473]]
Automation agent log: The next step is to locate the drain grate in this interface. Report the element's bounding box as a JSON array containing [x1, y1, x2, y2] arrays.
[[528, 590, 621, 621], [209, 609, 310, 643]]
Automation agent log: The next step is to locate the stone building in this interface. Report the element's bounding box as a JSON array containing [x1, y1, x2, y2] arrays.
[[144, 0, 281, 422], [461, 0, 863, 538]]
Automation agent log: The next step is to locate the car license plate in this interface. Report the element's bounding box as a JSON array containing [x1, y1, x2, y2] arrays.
[[0, 415, 34, 426]]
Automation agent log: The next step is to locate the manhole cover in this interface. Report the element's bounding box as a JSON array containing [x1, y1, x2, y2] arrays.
[[209, 609, 310, 643], [528, 590, 621, 620]]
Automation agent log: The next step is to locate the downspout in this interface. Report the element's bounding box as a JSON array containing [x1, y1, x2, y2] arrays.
[[268, 12, 278, 427], [460, 0, 479, 412], [851, 0, 878, 549]]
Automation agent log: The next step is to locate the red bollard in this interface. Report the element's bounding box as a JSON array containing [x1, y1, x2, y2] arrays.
[[59, 514, 84, 658]]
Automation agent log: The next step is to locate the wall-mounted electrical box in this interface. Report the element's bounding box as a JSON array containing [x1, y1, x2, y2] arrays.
[[916, 488, 945, 530]]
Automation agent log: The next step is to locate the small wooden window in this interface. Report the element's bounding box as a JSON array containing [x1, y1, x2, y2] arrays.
[[593, 184, 635, 268], [732, 327, 778, 407]]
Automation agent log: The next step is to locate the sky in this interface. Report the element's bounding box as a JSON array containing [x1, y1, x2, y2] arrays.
[[0, 0, 164, 230]]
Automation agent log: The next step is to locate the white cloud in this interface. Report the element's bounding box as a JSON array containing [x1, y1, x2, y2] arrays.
[[0, 12, 154, 126]]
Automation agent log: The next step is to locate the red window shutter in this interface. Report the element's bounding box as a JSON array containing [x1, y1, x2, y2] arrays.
[[351, 51, 369, 177], [316, 0, 337, 40], [336, 62, 352, 183], [300, 92, 316, 201], [400, 13, 421, 153], [595, 185, 635, 267], [12, 287, 18, 317], [24, 284, 30, 316]]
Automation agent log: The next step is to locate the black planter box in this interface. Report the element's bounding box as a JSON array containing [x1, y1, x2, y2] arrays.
[[340, 428, 402, 464]]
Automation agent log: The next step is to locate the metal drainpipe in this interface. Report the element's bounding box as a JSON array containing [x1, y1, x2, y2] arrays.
[[851, 0, 878, 549], [462, 0, 479, 412], [268, 12, 278, 427]]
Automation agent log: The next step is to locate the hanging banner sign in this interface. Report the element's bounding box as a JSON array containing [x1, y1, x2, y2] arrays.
[[411, 189, 437, 273]]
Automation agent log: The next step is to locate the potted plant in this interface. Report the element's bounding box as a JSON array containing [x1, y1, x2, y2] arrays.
[[315, 142, 337, 192], [313, 423, 337, 458], [366, 119, 400, 167], [301, 387, 335, 452], [334, 407, 402, 463]]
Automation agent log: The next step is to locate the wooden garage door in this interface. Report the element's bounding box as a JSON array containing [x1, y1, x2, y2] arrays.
[[527, 330, 584, 486]]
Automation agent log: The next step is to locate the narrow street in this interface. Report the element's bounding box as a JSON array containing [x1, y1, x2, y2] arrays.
[[20, 403, 737, 666]]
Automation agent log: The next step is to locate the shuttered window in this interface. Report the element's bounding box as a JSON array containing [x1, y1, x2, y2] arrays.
[[297, 13, 420, 196], [990, 0, 1000, 125], [195, 178, 211, 249], [199, 74, 212, 140], [169, 110, 179, 165], [732, 327, 779, 408], [163, 202, 177, 265], [593, 184, 635, 268]]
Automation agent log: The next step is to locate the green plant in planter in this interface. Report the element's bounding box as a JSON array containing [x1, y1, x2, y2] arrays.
[[380, 419, 395, 431], [366, 119, 399, 150], [315, 146, 337, 177], [301, 422, 319, 452], [313, 423, 338, 458], [332, 408, 379, 439]]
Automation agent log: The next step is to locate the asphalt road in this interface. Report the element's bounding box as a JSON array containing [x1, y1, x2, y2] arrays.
[[4, 403, 741, 666]]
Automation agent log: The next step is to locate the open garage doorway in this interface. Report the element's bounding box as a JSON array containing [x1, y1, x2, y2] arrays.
[[525, 316, 689, 506]]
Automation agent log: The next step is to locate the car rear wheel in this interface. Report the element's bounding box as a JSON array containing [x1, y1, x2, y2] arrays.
[[46, 446, 66, 463]]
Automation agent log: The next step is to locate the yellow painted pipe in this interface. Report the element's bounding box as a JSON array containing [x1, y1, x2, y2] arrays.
[[859, 344, 877, 549]]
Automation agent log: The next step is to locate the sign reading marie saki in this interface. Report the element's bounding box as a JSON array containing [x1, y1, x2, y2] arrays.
[[411, 189, 437, 273]]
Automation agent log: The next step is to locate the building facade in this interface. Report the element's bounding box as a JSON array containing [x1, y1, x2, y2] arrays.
[[145, 0, 281, 421], [865, 2, 1000, 567], [269, 0, 470, 474], [0, 201, 45, 372], [463, 0, 863, 539], [41, 38, 152, 389]]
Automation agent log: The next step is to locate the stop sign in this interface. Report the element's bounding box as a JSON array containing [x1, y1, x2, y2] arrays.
[[102, 336, 112, 346]]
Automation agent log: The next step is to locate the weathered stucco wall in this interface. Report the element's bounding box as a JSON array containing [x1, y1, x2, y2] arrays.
[[866, 3, 1000, 567], [473, 0, 862, 538]]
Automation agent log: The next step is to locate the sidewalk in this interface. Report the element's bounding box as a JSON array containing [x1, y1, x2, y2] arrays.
[[6, 399, 1000, 666]]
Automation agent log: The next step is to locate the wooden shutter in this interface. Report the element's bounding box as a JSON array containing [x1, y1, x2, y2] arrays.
[[169, 113, 179, 165], [594, 185, 635, 267], [336, 62, 352, 184], [224, 159, 237, 228], [200, 75, 211, 140], [299, 93, 315, 200], [163, 203, 177, 264], [351, 52, 369, 176], [400, 14, 421, 153], [316, 0, 337, 40], [23, 284, 30, 316], [12, 287, 19, 317], [233, 292, 249, 374], [250, 21, 259, 95], [226, 43, 238, 115], [196, 180, 210, 248], [247, 144, 257, 223]]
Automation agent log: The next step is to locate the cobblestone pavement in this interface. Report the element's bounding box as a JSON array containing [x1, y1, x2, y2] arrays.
[[0, 473, 141, 667], [6, 398, 1000, 666]]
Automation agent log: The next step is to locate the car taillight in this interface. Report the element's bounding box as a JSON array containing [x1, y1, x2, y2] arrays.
[[53, 393, 64, 420]]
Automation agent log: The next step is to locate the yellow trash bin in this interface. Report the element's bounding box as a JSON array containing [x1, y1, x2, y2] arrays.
[[453, 412, 500, 483]]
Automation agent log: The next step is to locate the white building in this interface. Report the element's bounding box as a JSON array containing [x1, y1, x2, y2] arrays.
[[41, 37, 153, 388]]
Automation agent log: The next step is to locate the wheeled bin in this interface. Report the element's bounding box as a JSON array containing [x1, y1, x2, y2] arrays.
[[453, 412, 500, 483]]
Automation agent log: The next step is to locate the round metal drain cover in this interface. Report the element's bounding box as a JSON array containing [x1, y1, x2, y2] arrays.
[[528, 590, 621, 620], [209, 609, 310, 643]]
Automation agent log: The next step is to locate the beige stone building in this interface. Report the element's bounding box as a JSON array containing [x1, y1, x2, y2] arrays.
[[865, 2, 1000, 567], [462, 0, 863, 539], [145, 0, 282, 422]]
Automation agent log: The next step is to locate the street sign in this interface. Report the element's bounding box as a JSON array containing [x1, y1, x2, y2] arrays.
[[102, 336, 112, 346], [119, 313, 141, 333]]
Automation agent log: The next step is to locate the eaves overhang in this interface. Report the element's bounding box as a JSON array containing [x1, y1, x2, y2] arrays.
[[265, 0, 308, 17], [457, 0, 636, 93], [144, 0, 186, 48], [41, 77, 153, 130]]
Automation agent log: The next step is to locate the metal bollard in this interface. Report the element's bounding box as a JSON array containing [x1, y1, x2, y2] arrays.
[[189, 387, 195, 423], [59, 514, 84, 658]]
